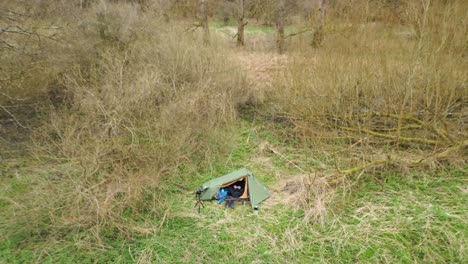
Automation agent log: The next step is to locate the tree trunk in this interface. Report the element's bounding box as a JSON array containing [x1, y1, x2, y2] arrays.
[[237, 0, 245, 46], [137, 0, 148, 12], [312, 0, 326, 47], [276, 0, 286, 54], [199, 0, 210, 44], [163, 13, 170, 23], [80, 0, 91, 8]]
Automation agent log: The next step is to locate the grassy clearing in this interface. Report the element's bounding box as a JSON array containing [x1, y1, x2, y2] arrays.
[[2, 121, 466, 263], [211, 20, 275, 35]]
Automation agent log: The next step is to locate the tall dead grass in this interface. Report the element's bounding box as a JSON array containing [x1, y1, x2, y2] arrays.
[[271, 0, 467, 170], [2, 1, 254, 241]]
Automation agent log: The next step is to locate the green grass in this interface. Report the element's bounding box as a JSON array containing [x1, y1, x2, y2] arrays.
[[211, 20, 276, 36], [1, 121, 466, 263], [303, 169, 467, 263], [211, 19, 312, 40]]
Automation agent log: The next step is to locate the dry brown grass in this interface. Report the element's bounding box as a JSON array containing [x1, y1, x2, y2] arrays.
[[270, 0, 467, 172], [1, 1, 466, 257], [232, 51, 288, 103], [268, 173, 337, 225], [1, 1, 259, 241]]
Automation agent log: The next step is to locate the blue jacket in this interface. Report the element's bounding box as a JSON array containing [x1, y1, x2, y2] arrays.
[[216, 189, 228, 204]]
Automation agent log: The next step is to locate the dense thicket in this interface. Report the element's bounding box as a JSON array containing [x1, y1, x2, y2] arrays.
[[1, 1, 254, 238]]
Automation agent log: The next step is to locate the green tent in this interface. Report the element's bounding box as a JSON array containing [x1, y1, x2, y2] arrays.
[[197, 168, 271, 208]]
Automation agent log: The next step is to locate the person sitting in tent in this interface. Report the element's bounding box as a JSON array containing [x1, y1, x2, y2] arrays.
[[195, 168, 271, 213], [226, 179, 245, 209]]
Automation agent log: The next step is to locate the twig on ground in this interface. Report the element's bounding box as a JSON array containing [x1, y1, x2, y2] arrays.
[[334, 139, 468, 182], [0, 104, 29, 129], [266, 143, 305, 173], [285, 28, 313, 39], [183, 23, 202, 33], [339, 126, 440, 145]]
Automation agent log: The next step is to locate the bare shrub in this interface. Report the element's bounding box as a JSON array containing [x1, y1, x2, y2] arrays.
[[1, 1, 254, 242], [270, 0, 467, 171], [94, 2, 140, 44], [279, 174, 336, 225]]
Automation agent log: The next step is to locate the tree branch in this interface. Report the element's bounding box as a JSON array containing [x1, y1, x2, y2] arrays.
[[340, 126, 440, 145], [334, 139, 468, 182], [0, 92, 26, 101], [0, 104, 29, 129], [285, 28, 313, 39], [183, 22, 202, 33]]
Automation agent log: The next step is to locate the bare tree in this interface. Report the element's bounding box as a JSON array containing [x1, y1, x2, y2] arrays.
[[153, 0, 173, 22], [276, 0, 286, 53], [198, 0, 210, 44], [0, 5, 60, 129], [311, 0, 325, 47], [79, 0, 91, 8], [236, 0, 247, 46]]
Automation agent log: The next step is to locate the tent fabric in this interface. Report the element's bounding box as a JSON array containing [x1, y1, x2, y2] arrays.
[[198, 168, 271, 208]]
